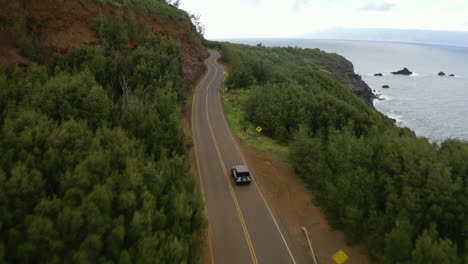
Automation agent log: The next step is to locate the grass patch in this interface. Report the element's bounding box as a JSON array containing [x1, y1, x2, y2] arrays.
[[222, 88, 288, 159], [109, 1, 123, 7]]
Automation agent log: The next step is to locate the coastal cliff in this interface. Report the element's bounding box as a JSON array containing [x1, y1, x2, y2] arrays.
[[326, 55, 376, 105]]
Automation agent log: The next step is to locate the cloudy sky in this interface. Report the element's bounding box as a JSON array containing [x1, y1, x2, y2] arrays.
[[179, 0, 468, 39]]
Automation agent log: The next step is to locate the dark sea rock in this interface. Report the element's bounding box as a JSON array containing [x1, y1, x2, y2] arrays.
[[449, 74, 455, 77], [374, 92, 384, 100], [374, 73, 383, 76], [382, 85, 390, 88], [439, 72, 446, 76], [391, 67, 413, 75]]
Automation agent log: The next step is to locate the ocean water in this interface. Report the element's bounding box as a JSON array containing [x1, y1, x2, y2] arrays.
[[222, 38, 468, 142]]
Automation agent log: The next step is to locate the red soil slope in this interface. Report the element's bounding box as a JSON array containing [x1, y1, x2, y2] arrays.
[[0, 0, 207, 86]]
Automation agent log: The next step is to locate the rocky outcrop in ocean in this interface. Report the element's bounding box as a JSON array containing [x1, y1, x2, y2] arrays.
[[392, 67, 413, 75]]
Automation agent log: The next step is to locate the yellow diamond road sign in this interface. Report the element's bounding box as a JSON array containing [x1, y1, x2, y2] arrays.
[[332, 250, 349, 264], [256, 126, 262, 133]]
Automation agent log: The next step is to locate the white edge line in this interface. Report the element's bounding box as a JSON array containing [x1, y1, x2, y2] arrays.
[[212, 52, 298, 264]]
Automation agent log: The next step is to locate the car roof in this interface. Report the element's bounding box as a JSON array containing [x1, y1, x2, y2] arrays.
[[234, 165, 249, 173]]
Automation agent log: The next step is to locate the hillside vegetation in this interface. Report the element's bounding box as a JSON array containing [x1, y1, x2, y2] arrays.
[[0, 1, 205, 263], [214, 41, 468, 263], [0, 0, 207, 86], [90, 0, 190, 21], [215, 41, 375, 105]]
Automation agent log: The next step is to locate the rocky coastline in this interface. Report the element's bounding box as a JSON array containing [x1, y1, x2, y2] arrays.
[[327, 56, 376, 106]]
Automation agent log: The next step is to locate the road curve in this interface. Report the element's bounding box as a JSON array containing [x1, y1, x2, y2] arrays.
[[191, 50, 310, 264]]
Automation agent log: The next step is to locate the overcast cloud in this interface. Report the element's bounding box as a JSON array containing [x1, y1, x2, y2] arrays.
[[180, 0, 468, 38], [294, 0, 311, 10], [361, 1, 397, 11]]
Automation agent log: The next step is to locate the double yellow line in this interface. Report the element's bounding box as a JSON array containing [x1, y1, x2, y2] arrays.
[[215, 69, 298, 264], [194, 54, 258, 264], [191, 59, 215, 264], [206, 52, 297, 264]]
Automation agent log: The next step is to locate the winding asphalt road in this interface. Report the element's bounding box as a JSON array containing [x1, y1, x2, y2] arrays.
[[191, 50, 310, 264]]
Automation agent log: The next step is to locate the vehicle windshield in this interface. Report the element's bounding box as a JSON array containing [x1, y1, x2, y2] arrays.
[[238, 172, 250, 177]]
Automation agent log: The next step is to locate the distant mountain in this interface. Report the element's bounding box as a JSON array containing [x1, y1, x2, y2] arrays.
[[297, 28, 468, 47]]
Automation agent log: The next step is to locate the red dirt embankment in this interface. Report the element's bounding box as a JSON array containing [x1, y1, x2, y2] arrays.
[[0, 0, 207, 87]]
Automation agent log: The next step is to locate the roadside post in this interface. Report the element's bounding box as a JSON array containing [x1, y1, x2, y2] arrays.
[[301, 226, 318, 264]]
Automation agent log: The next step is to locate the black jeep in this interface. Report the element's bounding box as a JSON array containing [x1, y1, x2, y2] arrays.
[[231, 165, 252, 185]]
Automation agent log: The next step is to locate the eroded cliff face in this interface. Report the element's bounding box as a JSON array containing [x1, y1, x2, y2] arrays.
[[0, 0, 208, 87], [326, 55, 376, 105]]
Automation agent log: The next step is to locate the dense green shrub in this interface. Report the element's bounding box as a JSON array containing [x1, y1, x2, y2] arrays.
[[1, 32, 204, 263], [13, 19, 53, 64], [92, 12, 137, 44]]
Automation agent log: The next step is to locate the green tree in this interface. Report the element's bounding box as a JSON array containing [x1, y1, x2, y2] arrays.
[[410, 226, 459, 264]]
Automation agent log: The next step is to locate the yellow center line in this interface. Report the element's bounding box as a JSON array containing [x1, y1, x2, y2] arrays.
[[204, 55, 259, 264], [212, 53, 298, 264], [191, 59, 215, 264]]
